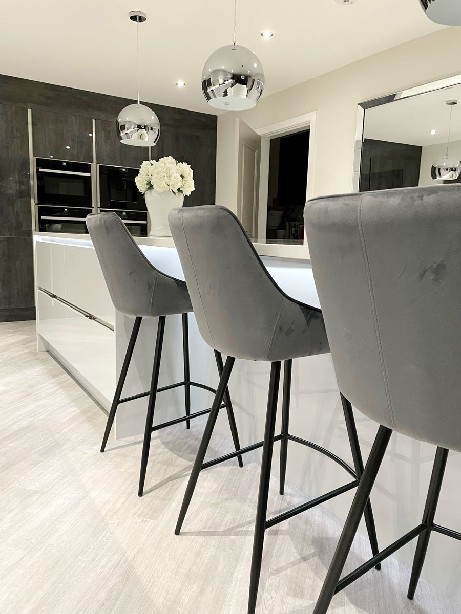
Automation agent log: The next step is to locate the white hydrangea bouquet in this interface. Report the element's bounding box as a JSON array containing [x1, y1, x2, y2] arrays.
[[136, 156, 195, 237], [135, 156, 195, 196]]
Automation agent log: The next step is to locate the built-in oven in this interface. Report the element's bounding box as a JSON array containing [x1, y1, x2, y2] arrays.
[[35, 158, 93, 208], [36, 205, 92, 234], [98, 164, 147, 236]]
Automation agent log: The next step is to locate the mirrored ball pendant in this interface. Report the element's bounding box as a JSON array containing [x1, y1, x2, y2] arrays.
[[117, 103, 160, 147], [420, 0, 461, 25], [431, 156, 461, 181], [202, 44, 265, 111]]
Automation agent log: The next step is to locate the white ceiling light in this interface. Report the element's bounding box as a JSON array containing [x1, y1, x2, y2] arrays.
[[117, 11, 160, 147], [260, 30, 274, 39], [431, 100, 461, 181], [419, 0, 461, 25], [201, 0, 265, 111], [430, 129, 438, 135], [334, 0, 358, 4], [176, 80, 186, 87]]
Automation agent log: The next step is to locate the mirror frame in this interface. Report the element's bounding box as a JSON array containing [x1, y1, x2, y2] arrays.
[[353, 73, 461, 192]]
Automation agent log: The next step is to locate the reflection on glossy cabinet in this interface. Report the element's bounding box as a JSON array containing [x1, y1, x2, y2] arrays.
[[95, 118, 148, 168], [32, 109, 93, 162]]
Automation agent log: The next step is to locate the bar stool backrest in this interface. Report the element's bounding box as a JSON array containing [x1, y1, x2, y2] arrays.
[[87, 212, 191, 317], [305, 185, 461, 453], [169, 205, 328, 362]]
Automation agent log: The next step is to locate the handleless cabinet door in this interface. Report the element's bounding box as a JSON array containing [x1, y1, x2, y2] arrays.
[[95, 118, 148, 168], [32, 109, 94, 162], [0, 103, 34, 319]]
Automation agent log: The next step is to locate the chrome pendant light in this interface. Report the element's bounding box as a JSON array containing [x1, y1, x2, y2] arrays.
[[117, 11, 160, 147], [202, 0, 265, 110], [431, 100, 461, 181], [419, 0, 461, 25]]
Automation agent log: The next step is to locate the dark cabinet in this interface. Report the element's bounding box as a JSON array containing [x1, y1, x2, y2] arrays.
[[155, 130, 216, 207], [95, 119, 148, 168], [0, 103, 34, 320], [32, 109, 93, 162], [360, 139, 422, 192]]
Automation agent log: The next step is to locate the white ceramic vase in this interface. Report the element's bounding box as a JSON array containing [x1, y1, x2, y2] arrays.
[[144, 189, 184, 237]]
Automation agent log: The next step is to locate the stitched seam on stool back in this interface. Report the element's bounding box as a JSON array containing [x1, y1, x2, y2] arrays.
[[266, 297, 286, 360], [180, 214, 216, 349], [358, 198, 397, 429]]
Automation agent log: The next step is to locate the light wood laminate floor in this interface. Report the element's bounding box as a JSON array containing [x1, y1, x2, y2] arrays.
[[1, 321, 460, 614]]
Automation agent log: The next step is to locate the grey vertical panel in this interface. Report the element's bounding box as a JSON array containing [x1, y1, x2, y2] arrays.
[[32, 108, 94, 162], [0, 104, 31, 238]]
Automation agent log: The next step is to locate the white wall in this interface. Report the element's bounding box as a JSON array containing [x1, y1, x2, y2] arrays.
[[217, 27, 461, 207], [419, 139, 461, 186]]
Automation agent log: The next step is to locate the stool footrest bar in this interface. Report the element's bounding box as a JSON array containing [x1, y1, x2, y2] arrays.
[[433, 524, 461, 541], [335, 524, 426, 594], [265, 481, 358, 529], [287, 434, 357, 479], [150, 404, 226, 432], [190, 382, 218, 394], [202, 435, 283, 470], [120, 381, 186, 404]]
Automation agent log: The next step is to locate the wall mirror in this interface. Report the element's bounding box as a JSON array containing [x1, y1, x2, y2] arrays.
[[355, 74, 461, 193]]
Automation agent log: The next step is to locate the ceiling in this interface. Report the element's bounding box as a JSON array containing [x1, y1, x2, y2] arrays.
[[364, 83, 461, 146], [0, 0, 443, 115]]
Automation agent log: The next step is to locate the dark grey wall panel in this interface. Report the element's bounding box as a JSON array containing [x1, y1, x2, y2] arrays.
[[0, 104, 31, 239], [0, 103, 34, 321], [0, 237, 34, 310], [95, 119, 148, 168], [32, 109, 94, 162], [157, 130, 216, 206]]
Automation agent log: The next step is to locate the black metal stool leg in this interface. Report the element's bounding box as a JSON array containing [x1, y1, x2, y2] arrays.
[[407, 447, 448, 600], [341, 394, 381, 568], [101, 316, 142, 453], [214, 350, 243, 468], [279, 359, 292, 495], [182, 313, 192, 430], [247, 361, 281, 614], [175, 356, 236, 534], [138, 316, 166, 497], [313, 426, 392, 614]]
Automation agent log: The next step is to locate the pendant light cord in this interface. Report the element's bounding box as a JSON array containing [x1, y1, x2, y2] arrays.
[[136, 17, 140, 104], [233, 0, 237, 48]]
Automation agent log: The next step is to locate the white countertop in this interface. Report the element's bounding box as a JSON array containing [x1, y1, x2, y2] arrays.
[[34, 232, 310, 261]]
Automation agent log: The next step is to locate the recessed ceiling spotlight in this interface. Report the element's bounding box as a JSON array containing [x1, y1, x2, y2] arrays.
[[176, 80, 186, 87], [334, 0, 357, 4], [430, 129, 438, 135], [260, 30, 274, 39]]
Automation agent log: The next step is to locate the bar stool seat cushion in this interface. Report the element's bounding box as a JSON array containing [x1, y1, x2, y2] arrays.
[[169, 206, 329, 362], [87, 212, 192, 318]]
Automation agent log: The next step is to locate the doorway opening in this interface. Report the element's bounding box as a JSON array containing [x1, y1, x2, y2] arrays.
[[266, 130, 310, 243]]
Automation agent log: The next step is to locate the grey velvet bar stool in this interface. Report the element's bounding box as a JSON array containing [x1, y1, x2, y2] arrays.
[[168, 205, 381, 613], [86, 212, 242, 497], [305, 185, 461, 612]]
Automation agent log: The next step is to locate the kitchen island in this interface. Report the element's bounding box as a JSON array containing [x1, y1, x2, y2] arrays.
[[33, 231, 461, 604]]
